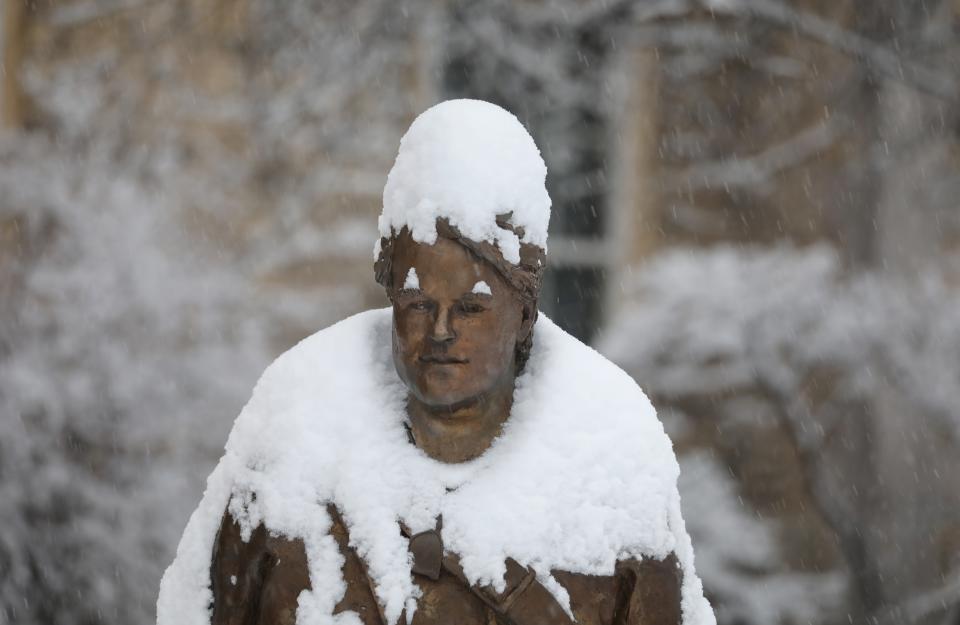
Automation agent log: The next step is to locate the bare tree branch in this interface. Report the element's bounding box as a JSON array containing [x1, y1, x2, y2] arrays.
[[871, 570, 960, 624], [662, 117, 841, 193], [698, 0, 959, 102]]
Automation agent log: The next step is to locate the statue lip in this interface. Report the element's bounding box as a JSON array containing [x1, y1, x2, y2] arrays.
[[419, 355, 468, 365]]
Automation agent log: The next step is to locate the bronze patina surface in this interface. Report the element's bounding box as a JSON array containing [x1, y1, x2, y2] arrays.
[[210, 504, 682, 625]]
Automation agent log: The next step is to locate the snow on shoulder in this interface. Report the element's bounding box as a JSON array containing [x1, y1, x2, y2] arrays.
[[378, 99, 551, 264], [157, 309, 715, 625]]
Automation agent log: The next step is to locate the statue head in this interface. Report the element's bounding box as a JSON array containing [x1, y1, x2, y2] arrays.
[[375, 218, 545, 408], [374, 100, 550, 410]]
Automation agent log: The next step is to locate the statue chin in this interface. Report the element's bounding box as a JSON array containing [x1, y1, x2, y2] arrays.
[[416, 378, 501, 414], [395, 356, 494, 412], [409, 384, 483, 413]]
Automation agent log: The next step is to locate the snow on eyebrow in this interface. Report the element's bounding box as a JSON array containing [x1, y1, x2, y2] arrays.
[[403, 267, 420, 290], [471, 281, 492, 295]]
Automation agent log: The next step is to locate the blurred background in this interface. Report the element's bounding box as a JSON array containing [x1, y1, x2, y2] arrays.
[[1, 1, 959, 624]]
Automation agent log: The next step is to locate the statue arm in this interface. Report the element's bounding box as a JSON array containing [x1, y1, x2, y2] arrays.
[[209, 509, 271, 625], [209, 509, 310, 625], [615, 553, 683, 625]]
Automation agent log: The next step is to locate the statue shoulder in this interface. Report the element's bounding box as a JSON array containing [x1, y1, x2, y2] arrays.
[[614, 554, 683, 625]]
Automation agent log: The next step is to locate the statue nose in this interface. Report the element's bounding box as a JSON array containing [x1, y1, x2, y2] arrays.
[[430, 309, 456, 343]]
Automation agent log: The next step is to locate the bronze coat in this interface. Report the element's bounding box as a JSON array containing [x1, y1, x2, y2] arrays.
[[210, 506, 682, 625]]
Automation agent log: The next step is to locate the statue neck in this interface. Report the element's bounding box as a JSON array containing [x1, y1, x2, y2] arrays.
[[405, 382, 515, 464]]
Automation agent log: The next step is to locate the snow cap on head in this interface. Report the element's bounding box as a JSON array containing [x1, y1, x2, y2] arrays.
[[377, 99, 551, 264]]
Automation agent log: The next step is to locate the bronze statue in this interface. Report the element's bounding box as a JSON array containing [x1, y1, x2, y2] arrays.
[[207, 223, 682, 625], [157, 100, 713, 625]]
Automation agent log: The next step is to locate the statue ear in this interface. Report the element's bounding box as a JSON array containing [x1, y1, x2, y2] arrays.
[[519, 302, 536, 341]]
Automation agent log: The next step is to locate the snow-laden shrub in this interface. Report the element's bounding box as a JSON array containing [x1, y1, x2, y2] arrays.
[[0, 138, 270, 625], [599, 245, 960, 624]]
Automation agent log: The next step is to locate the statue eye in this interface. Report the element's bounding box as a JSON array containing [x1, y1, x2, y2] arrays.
[[409, 300, 431, 312], [459, 302, 485, 314]]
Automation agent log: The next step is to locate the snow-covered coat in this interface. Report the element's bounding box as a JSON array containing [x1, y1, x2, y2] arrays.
[[207, 502, 681, 625], [156, 309, 715, 625]]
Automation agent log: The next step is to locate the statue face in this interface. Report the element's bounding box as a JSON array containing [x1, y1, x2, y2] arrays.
[[389, 234, 530, 410]]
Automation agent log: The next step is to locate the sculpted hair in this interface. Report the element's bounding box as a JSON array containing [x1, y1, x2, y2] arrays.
[[374, 216, 546, 372]]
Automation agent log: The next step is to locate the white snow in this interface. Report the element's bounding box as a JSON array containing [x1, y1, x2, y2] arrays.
[[378, 99, 551, 264], [471, 280, 492, 295], [157, 309, 714, 625], [402, 267, 420, 290]]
